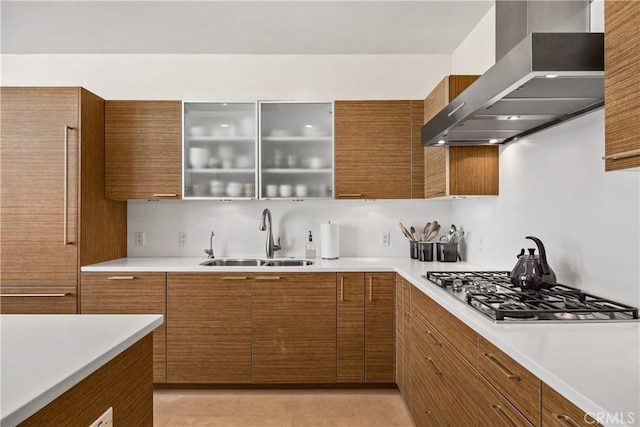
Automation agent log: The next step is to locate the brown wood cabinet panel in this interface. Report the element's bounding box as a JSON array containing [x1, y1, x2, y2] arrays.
[[395, 276, 405, 395], [335, 101, 412, 199], [79, 89, 127, 266], [449, 145, 499, 195], [411, 100, 426, 198], [1, 87, 79, 287], [0, 286, 77, 314], [167, 273, 252, 384], [424, 147, 447, 198], [19, 334, 153, 427], [479, 375, 534, 427], [479, 336, 541, 426], [542, 382, 602, 427], [337, 272, 365, 383], [604, 0, 640, 171], [80, 272, 167, 383], [401, 280, 412, 407], [365, 272, 394, 383], [252, 273, 337, 383], [105, 100, 182, 199], [411, 285, 478, 365]]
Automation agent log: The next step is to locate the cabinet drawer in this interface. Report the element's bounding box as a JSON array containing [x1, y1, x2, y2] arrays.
[[0, 286, 77, 313], [479, 375, 534, 427], [479, 336, 541, 425], [411, 285, 478, 364], [542, 382, 602, 427]]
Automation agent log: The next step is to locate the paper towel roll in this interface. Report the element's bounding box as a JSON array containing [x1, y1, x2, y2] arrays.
[[320, 222, 339, 259]]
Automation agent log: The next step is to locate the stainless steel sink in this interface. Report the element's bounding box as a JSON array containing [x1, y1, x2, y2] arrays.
[[199, 258, 314, 267], [263, 260, 315, 267], [200, 259, 265, 267]]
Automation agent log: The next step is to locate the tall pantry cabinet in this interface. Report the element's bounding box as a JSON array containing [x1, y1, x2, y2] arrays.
[[0, 87, 127, 313]]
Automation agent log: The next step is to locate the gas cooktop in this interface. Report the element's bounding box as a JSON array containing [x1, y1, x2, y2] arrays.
[[423, 271, 639, 323]]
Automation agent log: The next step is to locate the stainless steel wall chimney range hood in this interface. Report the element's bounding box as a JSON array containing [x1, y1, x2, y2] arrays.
[[421, 1, 604, 146]]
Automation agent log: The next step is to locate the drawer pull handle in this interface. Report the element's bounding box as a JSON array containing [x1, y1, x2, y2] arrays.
[[491, 404, 518, 427], [368, 277, 373, 301], [425, 410, 441, 424], [483, 352, 521, 380], [426, 357, 443, 376], [152, 193, 178, 197], [338, 193, 362, 198], [602, 148, 640, 160], [221, 276, 248, 280], [1, 293, 70, 297], [555, 413, 581, 427], [255, 276, 281, 280], [425, 330, 442, 346], [107, 276, 136, 280], [340, 277, 344, 302]]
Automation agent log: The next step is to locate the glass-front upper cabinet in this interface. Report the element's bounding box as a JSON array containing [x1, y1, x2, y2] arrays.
[[259, 102, 334, 199], [183, 102, 257, 199]]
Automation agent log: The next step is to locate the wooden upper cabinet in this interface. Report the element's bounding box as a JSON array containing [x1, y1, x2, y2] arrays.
[[604, 0, 640, 171], [423, 76, 499, 198], [335, 101, 413, 199], [80, 272, 167, 383], [105, 101, 182, 200]]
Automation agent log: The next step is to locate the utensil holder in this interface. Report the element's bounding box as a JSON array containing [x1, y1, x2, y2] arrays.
[[436, 242, 459, 262], [409, 241, 419, 259], [418, 241, 434, 262]]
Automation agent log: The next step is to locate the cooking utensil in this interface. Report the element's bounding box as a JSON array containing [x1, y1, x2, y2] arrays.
[[410, 226, 418, 241], [421, 222, 431, 241], [399, 222, 414, 240], [509, 236, 557, 291]]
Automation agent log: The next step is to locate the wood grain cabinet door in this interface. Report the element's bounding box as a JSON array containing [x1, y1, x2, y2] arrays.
[[337, 272, 365, 383], [604, 0, 640, 171], [105, 100, 182, 200], [167, 273, 252, 384], [364, 272, 394, 383], [335, 101, 412, 199], [80, 272, 167, 383], [542, 383, 603, 427], [0, 286, 77, 314], [252, 273, 337, 383], [1, 87, 79, 287]]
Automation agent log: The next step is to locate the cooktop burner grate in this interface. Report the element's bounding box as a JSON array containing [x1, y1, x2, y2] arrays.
[[423, 271, 639, 322]]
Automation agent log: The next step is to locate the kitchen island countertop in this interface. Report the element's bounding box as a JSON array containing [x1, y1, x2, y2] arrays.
[[0, 314, 163, 426], [82, 257, 640, 426]]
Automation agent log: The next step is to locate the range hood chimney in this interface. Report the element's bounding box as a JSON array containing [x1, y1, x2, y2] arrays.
[[421, 0, 604, 146]]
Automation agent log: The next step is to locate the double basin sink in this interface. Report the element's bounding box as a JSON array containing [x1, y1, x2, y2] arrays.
[[200, 258, 314, 267]]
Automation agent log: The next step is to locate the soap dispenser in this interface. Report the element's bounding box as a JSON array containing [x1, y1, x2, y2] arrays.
[[305, 231, 316, 259]]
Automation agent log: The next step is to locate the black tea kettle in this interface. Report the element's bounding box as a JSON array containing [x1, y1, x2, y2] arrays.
[[510, 236, 557, 291]]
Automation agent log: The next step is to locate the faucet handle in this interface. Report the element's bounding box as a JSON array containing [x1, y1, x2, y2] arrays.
[[275, 237, 281, 251]]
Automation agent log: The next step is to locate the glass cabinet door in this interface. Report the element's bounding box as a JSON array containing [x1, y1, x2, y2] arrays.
[[183, 102, 257, 199], [259, 102, 334, 199]]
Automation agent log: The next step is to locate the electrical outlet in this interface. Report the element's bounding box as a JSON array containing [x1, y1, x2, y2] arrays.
[[478, 237, 484, 254], [179, 232, 188, 247], [380, 232, 390, 247], [134, 231, 145, 247]]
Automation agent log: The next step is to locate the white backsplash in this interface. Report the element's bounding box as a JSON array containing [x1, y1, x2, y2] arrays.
[[128, 199, 452, 259], [452, 110, 640, 307]]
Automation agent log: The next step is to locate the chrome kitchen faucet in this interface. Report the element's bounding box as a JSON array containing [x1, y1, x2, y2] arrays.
[[204, 231, 215, 259], [259, 209, 281, 259]]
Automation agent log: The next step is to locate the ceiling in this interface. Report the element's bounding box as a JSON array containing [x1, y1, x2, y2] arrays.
[[1, 1, 494, 54]]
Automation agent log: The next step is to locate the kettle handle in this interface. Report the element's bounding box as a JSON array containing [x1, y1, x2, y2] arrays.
[[526, 236, 551, 276]]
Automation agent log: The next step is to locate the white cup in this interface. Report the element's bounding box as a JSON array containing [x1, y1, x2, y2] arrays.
[[265, 184, 278, 198], [279, 184, 293, 198], [308, 157, 323, 169], [221, 159, 234, 169], [295, 184, 308, 197], [189, 147, 209, 169]]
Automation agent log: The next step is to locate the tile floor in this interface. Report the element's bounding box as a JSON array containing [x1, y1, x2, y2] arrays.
[[154, 388, 414, 427]]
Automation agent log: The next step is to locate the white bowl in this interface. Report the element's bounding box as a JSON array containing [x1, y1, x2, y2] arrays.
[[265, 184, 278, 198], [308, 157, 324, 169], [302, 126, 325, 137], [295, 184, 308, 198], [270, 129, 293, 137], [279, 184, 293, 198], [189, 147, 209, 169], [189, 126, 206, 137]]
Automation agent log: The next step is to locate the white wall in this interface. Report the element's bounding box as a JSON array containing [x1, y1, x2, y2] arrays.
[[128, 199, 451, 258], [451, 5, 495, 74], [452, 110, 640, 307], [1, 54, 449, 100]]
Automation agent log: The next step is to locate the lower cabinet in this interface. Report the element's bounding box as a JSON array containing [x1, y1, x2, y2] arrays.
[[80, 272, 167, 383], [479, 375, 534, 427], [167, 273, 252, 384], [337, 272, 366, 382], [252, 273, 337, 383], [0, 286, 77, 314], [542, 383, 603, 427]]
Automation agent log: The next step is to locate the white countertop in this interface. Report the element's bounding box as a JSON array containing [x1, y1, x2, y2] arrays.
[[0, 314, 163, 427], [81, 257, 640, 427]]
